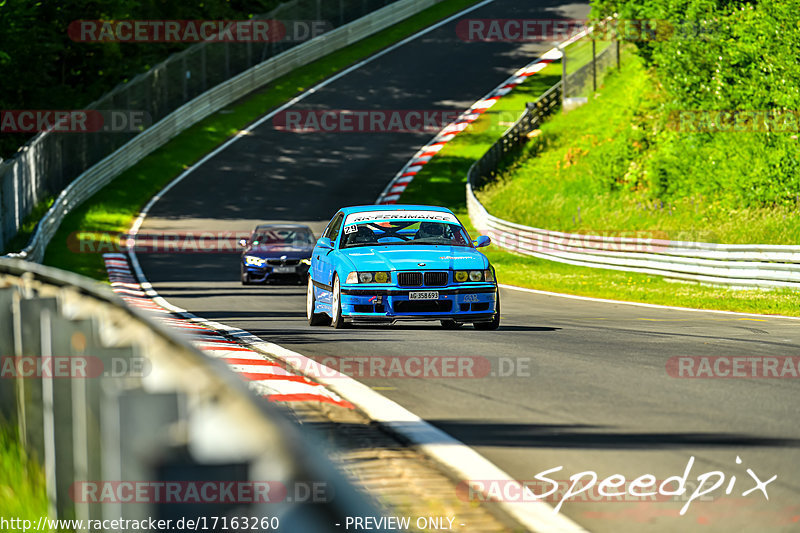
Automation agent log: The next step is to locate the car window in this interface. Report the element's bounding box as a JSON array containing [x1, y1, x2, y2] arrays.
[[250, 228, 314, 246], [341, 220, 472, 248], [323, 213, 344, 242]]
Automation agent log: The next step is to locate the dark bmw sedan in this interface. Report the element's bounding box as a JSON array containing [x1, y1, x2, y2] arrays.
[[239, 224, 316, 285]]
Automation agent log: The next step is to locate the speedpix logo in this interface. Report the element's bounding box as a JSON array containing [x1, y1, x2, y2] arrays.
[[460, 456, 776, 515]]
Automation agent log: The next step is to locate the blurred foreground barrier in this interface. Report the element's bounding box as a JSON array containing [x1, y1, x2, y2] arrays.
[[0, 258, 383, 529], [3, 0, 446, 261]]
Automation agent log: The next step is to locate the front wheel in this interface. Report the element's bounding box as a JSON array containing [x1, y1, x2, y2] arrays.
[[307, 277, 329, 326], [474, 289, 500, 330], [330, 274, 347, 329], [241, 268, 252, 285]]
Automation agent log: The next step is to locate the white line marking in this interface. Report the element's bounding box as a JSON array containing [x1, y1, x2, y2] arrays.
[[499, 283, 800, 320]]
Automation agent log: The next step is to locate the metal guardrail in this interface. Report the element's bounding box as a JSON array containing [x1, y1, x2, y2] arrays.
[[3, 0, 444, 261], [466, 42, 800, 290], [0, 257, 382, 528]]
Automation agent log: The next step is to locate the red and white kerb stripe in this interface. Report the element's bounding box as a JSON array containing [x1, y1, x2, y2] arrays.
[[375, 37, 584, 204], [102, 253, 353, 409]]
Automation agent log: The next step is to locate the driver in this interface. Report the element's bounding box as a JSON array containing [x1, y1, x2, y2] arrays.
[[352, 225, 376, 244], [416, 222, 445, 240]]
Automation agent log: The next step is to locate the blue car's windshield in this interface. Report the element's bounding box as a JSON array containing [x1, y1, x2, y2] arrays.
[[340, 221, 472, 248]]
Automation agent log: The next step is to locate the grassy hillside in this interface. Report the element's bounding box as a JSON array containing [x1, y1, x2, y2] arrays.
[[478, 53, 800, 244]]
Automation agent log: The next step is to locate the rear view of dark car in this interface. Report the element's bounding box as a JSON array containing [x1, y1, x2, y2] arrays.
[[239, 224, 315, 285]]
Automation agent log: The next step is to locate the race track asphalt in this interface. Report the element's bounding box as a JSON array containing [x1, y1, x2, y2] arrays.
[[135, 1, 800, 531]]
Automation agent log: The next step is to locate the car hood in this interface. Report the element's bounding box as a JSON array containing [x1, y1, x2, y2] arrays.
[[341, 246, 488, 271], [244, 245, 312, 259]]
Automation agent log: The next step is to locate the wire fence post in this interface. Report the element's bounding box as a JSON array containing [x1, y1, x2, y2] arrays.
[[560, 45, 567, 112], [592, 38, 597, 91]]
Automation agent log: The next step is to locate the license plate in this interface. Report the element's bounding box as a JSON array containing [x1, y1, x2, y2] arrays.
[[273, 266, 295, 273], [409, 291, 439, 300]]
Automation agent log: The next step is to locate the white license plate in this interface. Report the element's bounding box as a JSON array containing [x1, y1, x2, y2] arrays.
[[273, 266, 296, 273], [409, 291, 439, 300]]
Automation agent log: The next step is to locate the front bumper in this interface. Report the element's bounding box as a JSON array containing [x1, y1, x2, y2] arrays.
[[243, 263, 309, 282], [340, 284, 497, 324]]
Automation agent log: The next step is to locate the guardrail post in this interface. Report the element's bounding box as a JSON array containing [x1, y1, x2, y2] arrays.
[[12, 296, 58, 462], [0, 287, 16, 420], [101, 388, 182, 521], [73, 345, 137, 522], [44, 315, 101, 520]]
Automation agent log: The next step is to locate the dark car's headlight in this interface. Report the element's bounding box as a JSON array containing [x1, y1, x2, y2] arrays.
[[346, 271, 390, 283], [245, 256, 266, 267], [300, 258, 311, 266], [454, 270, 494, 282]]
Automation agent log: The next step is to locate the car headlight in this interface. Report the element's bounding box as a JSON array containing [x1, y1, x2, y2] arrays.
[[454, 270, 492, 282], [346, 271, 391, 283], [245, 256, 266, 267], [300, 258, 311, 266]]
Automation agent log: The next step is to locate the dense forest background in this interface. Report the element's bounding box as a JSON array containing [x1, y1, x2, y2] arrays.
[[0, 0, 280, 159]]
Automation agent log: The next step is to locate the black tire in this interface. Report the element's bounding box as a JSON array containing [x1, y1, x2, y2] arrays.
[[330, 274, 347, 329], [241, 268, 252, 285], [440, 320, 463, 329], [307, 277, 330, 326], [474, 289, 500, 330]]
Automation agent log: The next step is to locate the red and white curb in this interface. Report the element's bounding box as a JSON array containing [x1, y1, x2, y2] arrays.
[[103, 253, 353, 409], [375, 31, 588, 205]]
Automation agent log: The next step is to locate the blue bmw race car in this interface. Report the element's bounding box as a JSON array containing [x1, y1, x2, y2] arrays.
[[306, 205, 499, 329]]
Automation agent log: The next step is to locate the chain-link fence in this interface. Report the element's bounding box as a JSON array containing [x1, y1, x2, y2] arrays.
[[468, 40, 619, 191], [0, 0, 400, 253], [563, 40, 619, 99]]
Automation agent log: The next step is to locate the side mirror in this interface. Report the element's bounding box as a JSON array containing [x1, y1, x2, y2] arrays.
[[316, 237, 333, 249], [474, 235, 491, 248], [238, 238, 248, 247]]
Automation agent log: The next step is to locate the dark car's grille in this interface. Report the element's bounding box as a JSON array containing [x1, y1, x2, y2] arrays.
[[394, 301, 453, 313], [424, 272, 448, 286], [398, 272, 423, 286], [267, 259, 300, 266]]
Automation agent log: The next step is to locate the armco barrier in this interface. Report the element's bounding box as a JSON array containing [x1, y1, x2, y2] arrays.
[[4, 0, 445, 262], [0, 257, 381, 528], [466, 85, 800, 290]]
